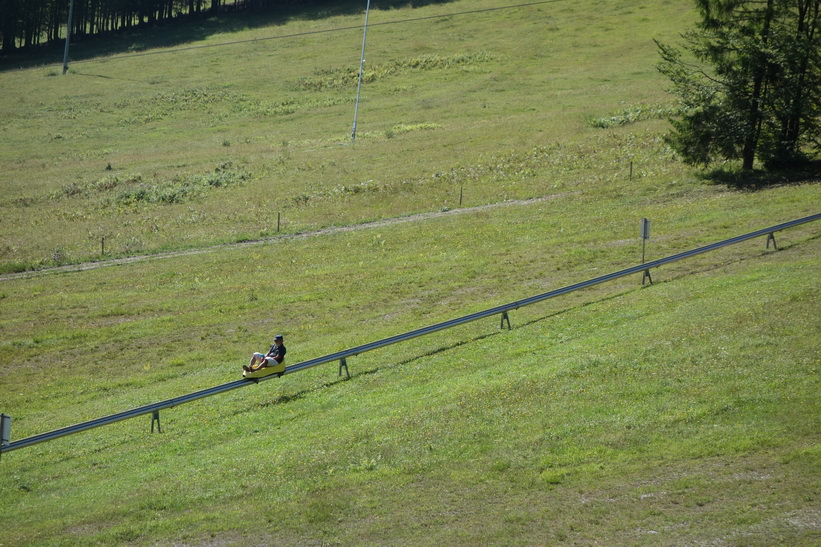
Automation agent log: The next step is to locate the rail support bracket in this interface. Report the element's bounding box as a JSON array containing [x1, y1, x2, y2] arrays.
[[0, 414, 10, 460], [339, 358, 351, 379], [642, 269, 653, 285], [500, 311, 512, 330], [151, 410, 162, 434], [767, 232, 778, 250]]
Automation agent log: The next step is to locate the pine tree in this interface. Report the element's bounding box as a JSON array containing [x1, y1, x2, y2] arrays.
[[657, 0, 820, 170]]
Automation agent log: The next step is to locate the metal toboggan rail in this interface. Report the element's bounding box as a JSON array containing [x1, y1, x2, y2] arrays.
[[2, 213, 818, 456]]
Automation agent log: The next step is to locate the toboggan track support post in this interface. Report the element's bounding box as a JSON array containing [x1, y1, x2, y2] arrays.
[[500, 311, 512, 330], [0, 414, 11, 459], [641, 218, 653, 285], [339, 358, 350, 379]]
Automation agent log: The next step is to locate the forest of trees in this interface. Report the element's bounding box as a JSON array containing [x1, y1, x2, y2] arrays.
[[0, 0, 305, 54]]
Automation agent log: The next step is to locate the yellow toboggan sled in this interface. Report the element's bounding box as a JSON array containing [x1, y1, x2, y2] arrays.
[[243, 361, 285, 379]]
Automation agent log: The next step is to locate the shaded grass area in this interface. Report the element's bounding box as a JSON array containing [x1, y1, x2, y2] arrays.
[[700, 160, 821, 190], [0, 0, 461, 72]]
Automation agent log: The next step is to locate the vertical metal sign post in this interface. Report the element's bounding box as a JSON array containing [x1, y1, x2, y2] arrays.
[[641, 218, 652, 285], [350, 0, 372, 144], [62, 0, 76, 74]]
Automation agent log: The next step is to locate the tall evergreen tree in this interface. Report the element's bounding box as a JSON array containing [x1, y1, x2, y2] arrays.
[[1, 0, 21, 52], [657, 0, 820, 170]]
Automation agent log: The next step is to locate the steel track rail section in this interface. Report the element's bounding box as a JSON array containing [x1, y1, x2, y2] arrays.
[[2, 213, 818, 455], [2, 379, 256, 453], [282, 213, 820, 376]]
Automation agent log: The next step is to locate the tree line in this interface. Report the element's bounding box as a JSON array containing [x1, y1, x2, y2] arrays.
[[0, 0, 304, 54]]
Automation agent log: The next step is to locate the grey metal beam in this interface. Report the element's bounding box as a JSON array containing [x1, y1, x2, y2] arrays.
[[2, 213, 818, 455], [2, 379, 256, 453], [282, 213, 820, 375]]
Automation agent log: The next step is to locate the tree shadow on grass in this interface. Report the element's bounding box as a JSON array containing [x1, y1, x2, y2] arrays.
[[700, 160, 821, 191], [0, 0, 459, 72]]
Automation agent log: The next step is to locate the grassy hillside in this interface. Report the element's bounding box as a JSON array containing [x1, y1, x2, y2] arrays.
[[0, 0, 819, 544], [0, 0, 703, 272], [1, 210, 818, 545]]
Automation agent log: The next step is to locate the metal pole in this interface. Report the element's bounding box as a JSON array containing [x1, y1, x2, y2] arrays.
[[1, 414, 10, 445], [0, 414, 9, 460], [641, 218, 651, 285], [351, 0, 371, 143], [62, 0, 76, 75]]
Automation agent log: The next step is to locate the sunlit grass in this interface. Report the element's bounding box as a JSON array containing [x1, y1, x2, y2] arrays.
[[0, 0, 819, 544], [2, 233, 818, 544], [0, 0, 702, 271]]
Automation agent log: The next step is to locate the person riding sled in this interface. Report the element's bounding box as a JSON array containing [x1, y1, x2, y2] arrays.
[[244, 334, 286, 373]]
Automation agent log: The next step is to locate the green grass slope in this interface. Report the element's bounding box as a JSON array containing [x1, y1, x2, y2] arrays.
[[0, 0, 703, 272], [0, 213, 818, 545], [0, 0, 819, 544]]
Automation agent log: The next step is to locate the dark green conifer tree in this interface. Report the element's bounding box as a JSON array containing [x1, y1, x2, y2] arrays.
[[657, 0, 820, 170]]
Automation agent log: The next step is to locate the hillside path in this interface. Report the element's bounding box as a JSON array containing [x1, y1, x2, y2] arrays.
[[0, 195, 566, 281]]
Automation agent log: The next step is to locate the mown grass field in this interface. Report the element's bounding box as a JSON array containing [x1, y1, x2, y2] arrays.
[[1, 0, 819, 544]]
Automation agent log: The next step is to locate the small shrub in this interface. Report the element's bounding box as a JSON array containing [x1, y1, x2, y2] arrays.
[[112, 164, 248, 206], [57, 182, 85, 198], [296, 51, 495, 91], [13, 197, 36, 207], [392, 123, 441, 135], [50, 247, 67, 264], [589, 103, 678, 128]]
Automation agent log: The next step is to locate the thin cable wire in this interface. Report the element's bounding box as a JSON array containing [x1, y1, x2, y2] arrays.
[[67, 0, 562, 66]]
